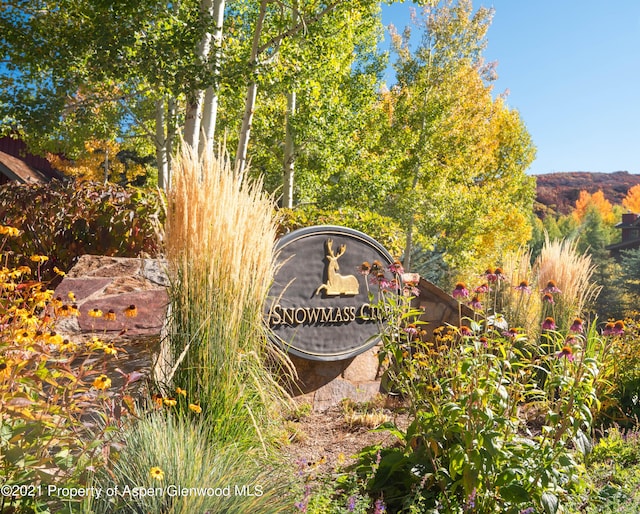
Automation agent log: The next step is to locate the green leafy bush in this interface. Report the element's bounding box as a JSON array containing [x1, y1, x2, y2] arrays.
[[596, 318, 640, 427], [0, 180, 164, 278], [348, 262, 604, 513]]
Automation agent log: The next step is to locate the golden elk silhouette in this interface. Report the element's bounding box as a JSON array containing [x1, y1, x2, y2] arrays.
[[314, 238, 360, 296]]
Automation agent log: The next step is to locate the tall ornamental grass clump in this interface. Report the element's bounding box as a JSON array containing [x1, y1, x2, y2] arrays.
[[160, 142, 288, 447], [534, 236, 601, 330]]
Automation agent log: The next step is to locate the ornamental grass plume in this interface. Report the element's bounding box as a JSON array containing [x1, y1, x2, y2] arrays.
[[161, 140, 292, 449], [499, 247, 542, 338], [534, 235, 601, 331]]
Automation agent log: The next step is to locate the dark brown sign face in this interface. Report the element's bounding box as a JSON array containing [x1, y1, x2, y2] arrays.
[[266, 225, 394, 361]]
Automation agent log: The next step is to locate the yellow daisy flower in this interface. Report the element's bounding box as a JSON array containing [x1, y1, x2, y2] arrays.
[[88, 308, 103, 318], [150, 467, 164, 481], [92, 374, 112, 390], [123, 304, 138, 318], [188, 403, 202, 414]]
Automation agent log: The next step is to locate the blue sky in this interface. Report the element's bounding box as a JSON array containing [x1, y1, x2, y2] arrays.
[[381, 1, 640, 175]]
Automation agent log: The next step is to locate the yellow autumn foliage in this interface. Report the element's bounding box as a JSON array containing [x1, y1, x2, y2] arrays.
[[622, 184, 640, 213], [48, 139, 146, 183], [572, 190, 615, 224]]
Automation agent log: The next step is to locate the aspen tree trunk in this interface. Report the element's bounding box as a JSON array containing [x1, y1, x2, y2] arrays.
[[183, 0, 216, 150], [235, 0, 268, 179], [282, 91, 296, 208], [282, 3, 298, 208], [199, 0, 226, 155], [155, 99, 169, 190]]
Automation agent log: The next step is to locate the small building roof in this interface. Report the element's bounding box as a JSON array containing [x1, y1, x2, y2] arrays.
[[0, 150, 49, 183]]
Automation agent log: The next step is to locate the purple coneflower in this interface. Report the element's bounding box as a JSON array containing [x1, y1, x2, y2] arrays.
[[542, 316, 556, 330], [358, 261, 371, 276], [602, 321, 615, 336], [484, 267, 498, 282], [452, 282, 469, 299], [613, 320, 625, 336], [475, 283, 491, 294], [502, 327, 519, 339], [569, 318, 584, 333], [388, 259, 404, 274], [557, 345, 575, 362], [542, 292, 554, 304], [459, 325, 473, 337], [404, 324, 418, 337], [514, 280, 531, 293], [469, 296, 483, 310], [543, 280, 562, 294]]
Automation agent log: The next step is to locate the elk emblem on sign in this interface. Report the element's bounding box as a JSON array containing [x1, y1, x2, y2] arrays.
[[314, 238, 360, 296]]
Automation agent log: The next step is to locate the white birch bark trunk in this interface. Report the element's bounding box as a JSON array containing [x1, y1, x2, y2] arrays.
[[199, 0, 226, 155], [282, 90, 296, 208], [235, 0, 268, 179], [183, 0, 216, 151]]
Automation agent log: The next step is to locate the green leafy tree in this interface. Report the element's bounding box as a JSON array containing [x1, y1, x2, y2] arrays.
[[358, 0, 536, 277], [1, 0, 381, 190]]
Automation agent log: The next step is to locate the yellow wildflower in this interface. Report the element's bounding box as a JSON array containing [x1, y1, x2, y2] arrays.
[[163, 398, 177, 407], [89, 336, 105, 350], [30, 255, 49, 264], [104, 309, 117, 321], [188, 403, 202, 414], [59, 339, 77, 352], [56, 304, 74, 317], [88, 308, 103, 318], [149, 467, 164, 481], [0, 225, 21, 237], [53, 267, 66, 277], [92, 375, 112, 390], [47, 331, 64, 346], [101, 343, 119, 356], [68, 291, 76, 302], [123, 304, 138, 318], [176, 387, 187, 397]]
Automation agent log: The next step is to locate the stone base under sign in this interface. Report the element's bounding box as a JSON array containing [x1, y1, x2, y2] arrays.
[[286, 346, 384, 412]]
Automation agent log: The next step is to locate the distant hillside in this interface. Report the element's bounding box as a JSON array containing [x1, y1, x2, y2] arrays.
[[535, 171, 640, 217]]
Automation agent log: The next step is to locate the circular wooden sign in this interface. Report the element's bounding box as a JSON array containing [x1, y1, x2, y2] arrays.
[[266, 225, 395, 361]]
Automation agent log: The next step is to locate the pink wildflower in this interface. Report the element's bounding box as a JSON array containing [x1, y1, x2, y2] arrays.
[[468, 296, 483, 310], [452, 282, 469, 299], [557, 345, 575, 362], [542, 317, 556, 331], [543, 280, 562, 294], [569, 318, 584, 333]]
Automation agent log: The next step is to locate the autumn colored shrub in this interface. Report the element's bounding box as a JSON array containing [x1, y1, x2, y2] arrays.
[[0, 180, 164, 280], [0, 227, 131, 513]]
